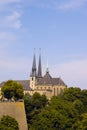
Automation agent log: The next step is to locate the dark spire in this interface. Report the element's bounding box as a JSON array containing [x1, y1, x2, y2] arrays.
[[31, 49, 37, 76], [38, 48, 42, 78]]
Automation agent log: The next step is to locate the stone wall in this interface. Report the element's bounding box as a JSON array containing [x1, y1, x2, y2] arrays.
[[0, 102, 28, 130]]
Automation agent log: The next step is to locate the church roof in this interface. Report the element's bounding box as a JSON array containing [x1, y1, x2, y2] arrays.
[[37, 72, 66, 86], [0, 74, 66, 91], [52, 78, 66, 86], [0, 81, 5, 87], [16, 80, 31, 90], [0, 80, 31, 91], [37, 72, 52, 85]]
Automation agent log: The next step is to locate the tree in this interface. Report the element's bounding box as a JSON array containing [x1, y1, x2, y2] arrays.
[[62, 87, 81, 102], [24, 92, 48, 127], [32, 92, 48, 109], [29, 96, 78, 130], [73, 100, 83, 114], [24, 87, 87, 130], [1, 80, 24, 100], [0, 115, 19, 130], [30, 108, 67, 130], [72, 113, 87, 130], [80, 90, 87, 112]]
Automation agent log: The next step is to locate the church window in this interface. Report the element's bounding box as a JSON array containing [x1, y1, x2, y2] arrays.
[[60, 88, 63, 95]]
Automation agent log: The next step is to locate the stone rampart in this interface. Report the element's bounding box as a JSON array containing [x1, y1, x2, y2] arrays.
[[0, 102, 28, 130]]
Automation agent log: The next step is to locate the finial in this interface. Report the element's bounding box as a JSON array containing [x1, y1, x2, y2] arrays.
[[39, 48, 41, 53], [46, 60, 49, 73]]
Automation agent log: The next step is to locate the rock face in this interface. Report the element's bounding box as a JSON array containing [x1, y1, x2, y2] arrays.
[[0, 102, 28, 130]]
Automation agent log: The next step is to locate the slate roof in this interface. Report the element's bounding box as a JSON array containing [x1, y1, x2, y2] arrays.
[[0, 80, 31, 91], [16, 80, 31, 90], [0, 81, 5, 88], [0, 72, 66, 90], [52, 78, 66, 86], [37, 72, 66, 86]]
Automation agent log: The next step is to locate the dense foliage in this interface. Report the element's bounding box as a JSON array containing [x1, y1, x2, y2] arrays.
[[24, 93, 48, 126], [24, 88, 87, 130], [1, 80, 24, 101], [0, 115, 19, 130]]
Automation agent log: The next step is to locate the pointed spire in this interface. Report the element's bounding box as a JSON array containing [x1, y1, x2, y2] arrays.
[[46, 60, 49, 73], [31, 48, 37, 76], [38, 48, 42, 78]]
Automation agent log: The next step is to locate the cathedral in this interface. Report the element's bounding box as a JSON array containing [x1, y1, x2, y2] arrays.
[[0, 52, 67, 99]]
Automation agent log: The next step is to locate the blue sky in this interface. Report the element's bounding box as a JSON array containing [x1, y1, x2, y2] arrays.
[[0, 0, 87, 89]]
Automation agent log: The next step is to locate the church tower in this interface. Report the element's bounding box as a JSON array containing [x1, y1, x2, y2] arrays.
[[38, 49, 42, 78], [30, 50, 37, 90]]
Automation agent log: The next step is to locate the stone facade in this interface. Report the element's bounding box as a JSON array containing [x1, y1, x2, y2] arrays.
[[26, 52, 67, 99], [0, 52, 67, 99], [29, 72, 66, 99]]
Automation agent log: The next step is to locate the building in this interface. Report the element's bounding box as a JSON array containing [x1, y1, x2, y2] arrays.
[[0, 52, 67, 99]]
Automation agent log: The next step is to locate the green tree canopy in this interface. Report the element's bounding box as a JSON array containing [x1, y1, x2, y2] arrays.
[[62, 87, 81, 102], [72, 113, 87, 130], [24, 87, 87, 130], [1, 80, 24, 100], [29, 96, 78, 130], [0, 115, 19, 130], [24, 92, 48, 125]]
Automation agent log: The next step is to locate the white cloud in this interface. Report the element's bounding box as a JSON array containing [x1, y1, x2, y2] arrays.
[[0, 0, 21, 11], [0, 0, 22, 52], [51, 59, 87, 89], [4, 11, 22, 29], [0, 10, 22, 29], [0, 0, 22, 29]]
